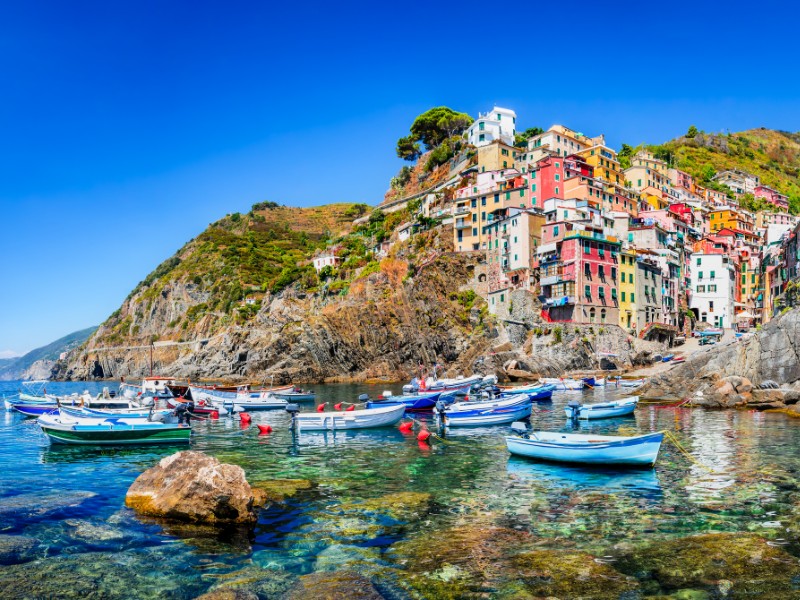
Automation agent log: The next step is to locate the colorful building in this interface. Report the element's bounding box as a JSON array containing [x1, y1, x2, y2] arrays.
[[576, 145, 624, 186], [754, 185, 790, 211], [689, 253, 737, 328], [466, 107, 516, 148], [618, 248, 637, 330]]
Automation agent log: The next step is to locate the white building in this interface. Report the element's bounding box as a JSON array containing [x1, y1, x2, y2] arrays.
[[526, 125, 604, 157], [466, 107, 516, 148], [312, 253, 342, 272], [712, 170, 760, 196], [689, 253, 736, 328]]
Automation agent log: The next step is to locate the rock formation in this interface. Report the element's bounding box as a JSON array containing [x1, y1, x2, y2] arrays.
[[125, 451, 262, 524], [642, 308, 800, 408]]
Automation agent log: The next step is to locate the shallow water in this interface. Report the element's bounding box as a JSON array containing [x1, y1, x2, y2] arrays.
[[2, 380, 800, 597]]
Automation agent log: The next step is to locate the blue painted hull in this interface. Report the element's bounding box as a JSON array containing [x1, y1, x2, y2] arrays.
[[506, 431, 663, 467], [9, 402, 58, 417], [439, 395, 532, 427], [500, 384, 555, 402], [366, 392, 441, 412]]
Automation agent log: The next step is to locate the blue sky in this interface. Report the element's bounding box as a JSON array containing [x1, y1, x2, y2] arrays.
[[1, 0, 798, 355]]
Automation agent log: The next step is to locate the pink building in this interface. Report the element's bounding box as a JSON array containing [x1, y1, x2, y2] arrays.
[[538, 222, 620, 324], [754, 185, 789, 211]]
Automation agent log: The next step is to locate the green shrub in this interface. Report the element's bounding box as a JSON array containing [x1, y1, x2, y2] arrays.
[[553, 326, 563, 343]]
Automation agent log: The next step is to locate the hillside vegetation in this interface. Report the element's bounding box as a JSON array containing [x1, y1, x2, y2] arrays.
[[657, 128, 800, 212]]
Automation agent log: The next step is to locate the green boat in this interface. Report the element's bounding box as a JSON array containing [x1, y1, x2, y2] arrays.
[[38, 413, 191, 445]]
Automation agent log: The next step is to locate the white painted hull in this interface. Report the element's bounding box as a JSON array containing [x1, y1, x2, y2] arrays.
[[295, 404, 405, 431], [506, 431, 663, 467]]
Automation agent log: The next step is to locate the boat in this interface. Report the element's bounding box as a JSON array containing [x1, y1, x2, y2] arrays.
[[565, 396, 639, 420], [6, 398, 59, 417], [506, 426, 664, 467], [58, 405, 174, 420], [366, 390, 442, 412], [539, 378, 586, 391], [189, 386, 288, 411], [271, 387, 316, 402], [435, 394, 532, 428], [662, 354, 674, 363], [120, 376, 176, 400], [166, 396, 232, 416], [499, 384, 555, 402], [618, 378, 645, 388], [290, 403, 406, 431], [38, 413, 191, 445], [671, 357, 685, 364], [17, 380, 50, 402]]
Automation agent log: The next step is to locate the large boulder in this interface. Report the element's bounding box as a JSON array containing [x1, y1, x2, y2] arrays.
[[126, 451, 261, 524]]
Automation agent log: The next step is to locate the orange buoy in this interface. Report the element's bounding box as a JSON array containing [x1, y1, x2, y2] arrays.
[[257, 424, 272, 434], [316, 404, 326, 412], [345, 405, 355, 412], [210, 410, 219, 419], [239, 412, 251, 424], [417, 429, 431, 442], [399, 422, 413, 433], [334, 403, 342, 410]]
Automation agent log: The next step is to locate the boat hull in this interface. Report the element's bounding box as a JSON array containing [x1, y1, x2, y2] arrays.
[[506, 432, 663, 467], [565, 398, 638, 420], [271, 392, 316, 402], [295, 404, 405, 431], [439, 395, 532, 428], [366, 392, 442, 412], [41, 425, 191, 445]]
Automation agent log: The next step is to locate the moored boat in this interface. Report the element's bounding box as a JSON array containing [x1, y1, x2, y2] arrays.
[[618, 378, 645, 388], [506, 427, 663, 467], [189, 386, 288, 410], [539, 378, 587, 391], [366, 391, 442, 412], [38, 413, 191, 445], [565, 396, 639, 420], [271, 387, 316, 402], [290, 403, 406, 431], [435, 394, 532, 428], [499, 383, 555, 402]]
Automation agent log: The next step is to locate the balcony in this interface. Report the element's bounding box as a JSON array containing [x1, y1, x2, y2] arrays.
[[541, 272, 575, 286], [455, 219, 472, 230], [544, 295, 576, 307], [453, 206, 470, 216]]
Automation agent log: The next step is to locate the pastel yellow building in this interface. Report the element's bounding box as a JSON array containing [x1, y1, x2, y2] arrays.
[[708, 208, 755, 235], [618, 249, 637, 330], [576, 145, 625, 186], [477, 141, 518, 172]]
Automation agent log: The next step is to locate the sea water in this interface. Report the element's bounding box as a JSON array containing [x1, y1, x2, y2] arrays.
[[0, 380, 798, 597]]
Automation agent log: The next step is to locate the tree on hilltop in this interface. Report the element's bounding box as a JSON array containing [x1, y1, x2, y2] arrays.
[[396, 136, 422, 161], [396, 107, 473, 163], [687, 125, 698, 138]]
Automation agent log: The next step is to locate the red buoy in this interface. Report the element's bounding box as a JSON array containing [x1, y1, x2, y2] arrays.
[[417, 429, 431, 442], [316, 404, 326, 412], [239, 412, 251, 424], [334, 403, 342, 410], [399, 422, 413, 433], [257, 424, 272, 435], [345, 405, 355, 412], [210, 410, 219, 420]]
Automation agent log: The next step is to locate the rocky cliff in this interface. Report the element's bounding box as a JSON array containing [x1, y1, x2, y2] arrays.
[[641, 308, 800, 408]]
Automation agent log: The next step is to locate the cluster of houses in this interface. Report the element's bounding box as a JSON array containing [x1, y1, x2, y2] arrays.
[[318, 106, 800, 339]]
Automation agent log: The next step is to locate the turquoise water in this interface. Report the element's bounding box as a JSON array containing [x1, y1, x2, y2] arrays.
[[1, 380, 800, 597]]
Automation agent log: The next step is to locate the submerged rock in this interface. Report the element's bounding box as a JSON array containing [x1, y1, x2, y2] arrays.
[[0, 535, 38, 565], [249, 479, 314, 503], [125, 451, 261, 524], [64, 519, 125, 542], [616, 533, 800, 594], [0, 491, 96, 521], [354, 491, 432, 521], [284, 571, 384, 599], [202, 566, 296, 600]]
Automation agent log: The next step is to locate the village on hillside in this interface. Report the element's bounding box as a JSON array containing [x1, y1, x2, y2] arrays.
[[316, 107, 800, 344]]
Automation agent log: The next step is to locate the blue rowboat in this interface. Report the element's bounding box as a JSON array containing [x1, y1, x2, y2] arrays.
[[565, 396, 638, 420], [435, 394, 532, 428], [271, 391, 316, 402], [500, 384, 555, 402], [506, 428, 663, 467], [366, 391, 442, 412], [7, 399, 58, 417]]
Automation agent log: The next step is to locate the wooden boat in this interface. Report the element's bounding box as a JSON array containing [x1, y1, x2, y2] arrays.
[[499, 384, 555, 402], [38, 413, 191, 445], [291, 403, 406, 431], [366, 391, 442, 412], [565, 396, 639, 420], [166, 396, 232, 416], [506, 427, 663, 467], [435, 394, 532, 428]]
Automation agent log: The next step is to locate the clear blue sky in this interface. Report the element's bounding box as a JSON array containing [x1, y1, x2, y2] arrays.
[[1, 0, 798, 355]]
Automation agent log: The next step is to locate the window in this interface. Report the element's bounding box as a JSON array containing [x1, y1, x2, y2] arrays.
[[621, 291, 626, 302], [709, 301, 714, 311], [709, 285, 717, 292], [621, 272, 626, 283], [472, 228, 477, 236], [697, 257, 702, 265], [531, 184, 537, 192], [479, 122, 485, 131], [584, 285, 591, 297], [698, 271, 703, 280], [611, 288, 617, 300], [697, 285, 705, 292], [554, 225, 559, 236], [481, 197, 486, 206], [589, 307, 596, 322], [598, 265, 605, 279], [752, 274, 756, 284], [611, 267, 617, 280], [584, 242, 590, 254], [500, 293, 504, 302], [555, 186, 559, 195], [506, 192, 510, 200], [630, 293, 635, 302], [479, 134, 485, 142], [601, 308, 606, 322], [742, 274, 746, 284], [520, 190, 524, 197], [599, 287, 605, 297], [585, 263, 591, 277], [710, 270, 715, 280], [555, 174, 560, 181], [471, 199, 477, 208]]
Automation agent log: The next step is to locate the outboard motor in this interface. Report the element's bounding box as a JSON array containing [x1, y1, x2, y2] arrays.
[[510, 421, 529, 437], [357, 393, 370, 402], [285, 403, 300, 431], [434, 400, 447, 415], [567, 400, 582, 422]]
